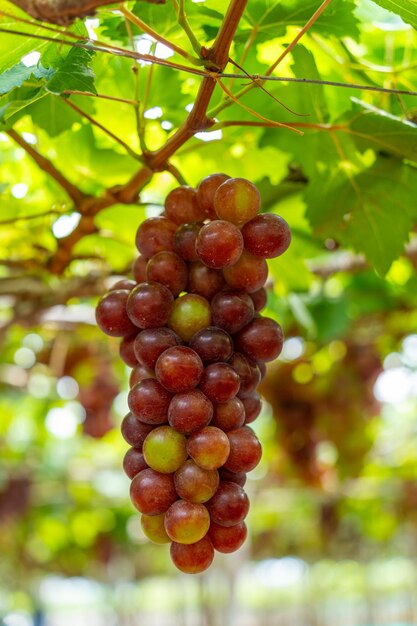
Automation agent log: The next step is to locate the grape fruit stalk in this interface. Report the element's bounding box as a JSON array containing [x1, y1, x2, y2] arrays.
[[96, 174, 291, 573]]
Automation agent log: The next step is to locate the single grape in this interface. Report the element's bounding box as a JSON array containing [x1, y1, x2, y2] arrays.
[[165, 186, 206, 224], [170, 536, 214, 574], [241, 213, 291, 258], [211, 397, 245, 431], [199, 363, 240, 403], [146, 251, 188, 296], [187, 262, 226, 301], [155, 346, 204, 393], [168, 294, 212, 342], [257, 361, 267, 380], [214, 178, 260, 225], [206, 481, 249, 527], [187, 426, 230, 470], [218, 468, 247, 487], [196, 173, 230, 220], [110, 279, 136, 291], [241, 392, 262, 424], [165, 500, 210, 544], [229, 352, 261, 397], [121, 413, 154, 448], [130, 468, 177, 515], [135, 216, 177, 258], [141, 513, 170, 544], [168, 389, 213, 434], [174, 459, 219, 503], [143, 425, 188, 473], [224, 426, 262, 473], [250, 287, 267, 312], [196, 220, 243, 269], [211, 290, 254, 335], [96, 290, 137, 337], [189, 327, 233, 365], [123, 448, 148, 479], [174, 223, 201, 262], [223, 250, 268, 293], [129, 364, 155, 387], [208, 521, 247, 553], [128, 379, 172, 424], [132, 255, 148, 283], [119, 334, 138, 367], [235, 316, 284, 362], [134, 327, 181, 370], [127, 282, 174, 329]]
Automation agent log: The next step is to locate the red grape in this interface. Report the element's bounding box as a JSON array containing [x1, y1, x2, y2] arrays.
[[187, 262, 226, 300], [174, 223, 201, 262], [155, 346, 204, 393], [211, 290, 254, 335], [196, 173, 230, 220], [211, 397, 245, 431], [132, 255, 148, 282], [189, 327, 233, 364], [129, 364, 155, 387], [123, 448, 148, 479], [96, 290, 137, 337], [208, 521, 247, 553], [214, 178, 260, 225], [168, 389, 213, 434], [134, 327, 181, 370], [219, 468, 247, 487], [199, 363, 240, 403], [250, 287, 267, 312], [146, 251, 188, 296], [235, 316, 284, 362], [224, 426, 262, 473], [187, 426, 230, 470], [128, 379, 172, 424], [196, 221, 243, 269], [242, 213, 291, 258], [130, 468, 177, 515], [229, 352, 261, 397], [206, 481, 249, 527], [119, 334, 138, 367], [165, 186, 205, 224], [241, 392, 262, 424], [127, 282, 174, 329], [121, 413, 154, 448], [164, 500, 210, 544], [135, 216, 177, 258], [110, 279, 136, 291], [174, 459, 219, 503], [170, 536, 214, 574], [223, 250, 268, 293]]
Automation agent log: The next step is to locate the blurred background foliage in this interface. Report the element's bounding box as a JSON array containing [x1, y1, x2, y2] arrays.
[[1, 0, 417, 623]]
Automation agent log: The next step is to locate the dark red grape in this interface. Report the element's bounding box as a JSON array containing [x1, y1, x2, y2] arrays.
[[208, 521, 247, 553], [189, 327, 233, 364], [211, 397, 245, 431], [168, 294, 212, 342], [174, 223, 201, 262], [146, 251, 188, 296], [135, 216, 177, 258], [187, 262, 226, 300], [110, 279, 136, 291], [235, 316, 284, 362], [224, 426, 262, 473], [165, 186, 205, 224], [250, 287, 267, 312], [206, 481, 249, 527], [219, 468, 247, 487], [143, 425, 187, 473], [134, 327, 181, 370], [128, 379, 172, 424], [96, 290, 137, 337], [211, 290, 254, 335], [168, 389, 213, 434], [170, 536, 214, 574], [165, 500, 210, 544], [199, 363, 240, 403], [257, 362, 267, 380], [129, 364, 155, 387], [241, 392, 262, 424], [223, 250, 268, 293], [214, 178, 260, 225], [121, 413, 154, 448], [229, 352, 261, 397], [156, 346, 204, 393], [123, 448, 148, 479], [196, 173, 230, 220], [242, 213, 291, 258], [174, 460, 219, 503], [127, 282, 174, 329], [196, 221, 243, 269], [130, 468, 177, 515], [132, 255, 148, 282], [119, 334, 138, 367], [187, 426, 230, 470]]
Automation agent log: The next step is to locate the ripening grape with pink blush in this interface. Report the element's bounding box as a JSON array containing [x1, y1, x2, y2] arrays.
[[196, 220, 243, 269]]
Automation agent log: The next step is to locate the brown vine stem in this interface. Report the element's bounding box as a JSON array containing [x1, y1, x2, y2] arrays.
[[6, 129, 87, 204], [8, 0, 124, 24]]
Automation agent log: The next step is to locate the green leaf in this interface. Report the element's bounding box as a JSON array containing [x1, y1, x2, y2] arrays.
[[0, 62, 52, 96], [46, 48, 96, 95], [28, 94, 79, 137], [349, 98, 417, 163], [370, 0, 417, 29], [306, 158, 417, 274]]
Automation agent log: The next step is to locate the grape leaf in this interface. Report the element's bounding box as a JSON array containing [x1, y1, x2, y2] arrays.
[[306, 158, 417, 274], [28, 94, 79, 137], [0, 62, 52, 95], [45, 48, 96, 95], [370, 0, 417, 29], [349, 98, 417, 163]]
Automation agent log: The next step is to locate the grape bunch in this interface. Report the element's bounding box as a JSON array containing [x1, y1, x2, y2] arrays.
[[95, 174, 291, 574]]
